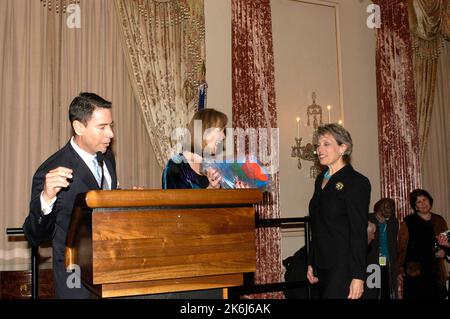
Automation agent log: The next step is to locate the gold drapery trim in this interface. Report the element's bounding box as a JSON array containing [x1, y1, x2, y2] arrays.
[[39, 0, 80, 13], [412, 35, 443, 164], [411, 33, 444, 60], [408, 0, 449, 165], [114, 0, 205, 167]]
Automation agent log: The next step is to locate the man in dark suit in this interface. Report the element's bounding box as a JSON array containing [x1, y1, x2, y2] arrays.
[[23, 93, 117, 299]]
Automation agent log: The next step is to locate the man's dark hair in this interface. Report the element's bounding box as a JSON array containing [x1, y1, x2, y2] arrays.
[[69, 92, 112, 125], [409, 188, 434, 212]]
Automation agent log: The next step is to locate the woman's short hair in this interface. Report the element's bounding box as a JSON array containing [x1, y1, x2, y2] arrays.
[[374, 198, 396, 218], [409, 189, 433, 212], [185, 108, 228, 155], [314, 123, 353, 162]]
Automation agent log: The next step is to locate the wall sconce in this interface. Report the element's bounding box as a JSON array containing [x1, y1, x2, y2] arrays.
[[291, 92, 324, 179]]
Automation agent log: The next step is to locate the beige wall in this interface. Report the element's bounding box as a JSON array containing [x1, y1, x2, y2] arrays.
[[206, 0, 380, 261], [205, 0, 232, 123], [273, 0, 343, 259]]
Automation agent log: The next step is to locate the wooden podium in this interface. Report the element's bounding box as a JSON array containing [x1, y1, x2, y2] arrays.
[[65, 189, 262, 298]]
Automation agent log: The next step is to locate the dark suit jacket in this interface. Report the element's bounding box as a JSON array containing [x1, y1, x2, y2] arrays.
[[308, 164, 371, 281], [23, 140, 117, 298]]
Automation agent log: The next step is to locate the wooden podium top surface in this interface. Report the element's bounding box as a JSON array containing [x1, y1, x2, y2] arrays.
[[82, 189, 263, 208]]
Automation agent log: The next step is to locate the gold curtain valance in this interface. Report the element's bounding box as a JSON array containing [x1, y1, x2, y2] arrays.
[[408, 0, 450, 41]]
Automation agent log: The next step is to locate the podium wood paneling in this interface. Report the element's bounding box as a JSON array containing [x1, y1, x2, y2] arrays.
[[65, 189, 262, 298]]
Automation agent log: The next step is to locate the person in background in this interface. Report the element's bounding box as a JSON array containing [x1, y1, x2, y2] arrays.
[[306, 123, 371, 299], [363, 221, 377, 299], [436, 231, 450, 248], [436, 231, 450, 280], [364, 198, 399, 299], [397, 189, 448, 299], [162, 108, 225, 189], [367, 221, 376, 245], [162, 108, 247, 189]]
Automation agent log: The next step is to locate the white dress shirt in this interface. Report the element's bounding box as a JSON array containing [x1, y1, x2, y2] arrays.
[[40, 137, 112, 215]]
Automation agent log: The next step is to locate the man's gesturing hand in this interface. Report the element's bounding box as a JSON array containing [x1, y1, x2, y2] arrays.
[[42, 167, 73, 204]]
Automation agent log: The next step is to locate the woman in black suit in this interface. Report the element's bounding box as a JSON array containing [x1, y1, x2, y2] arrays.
[[306, 123, 371, 299]]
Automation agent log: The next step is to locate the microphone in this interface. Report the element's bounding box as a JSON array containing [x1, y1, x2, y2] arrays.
[[96, 151, 105, 189]]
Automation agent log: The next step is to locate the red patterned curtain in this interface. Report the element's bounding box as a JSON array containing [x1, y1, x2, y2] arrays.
[[232, 0, 282, 299], [375, 0, 421, 219]]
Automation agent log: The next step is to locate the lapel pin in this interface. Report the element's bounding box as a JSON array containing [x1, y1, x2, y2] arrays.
[[335, 182, 344, 191]]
